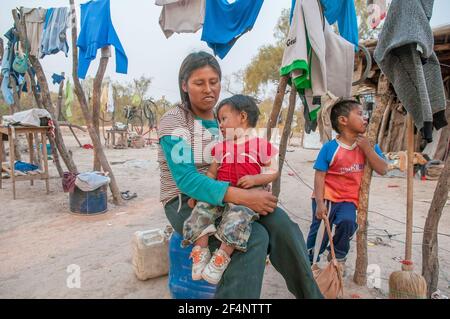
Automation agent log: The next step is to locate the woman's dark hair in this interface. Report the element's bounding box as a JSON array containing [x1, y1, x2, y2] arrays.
[[217, 94, 260, 128], [178, 51, 222, 108], [330, 99, 361, 133]]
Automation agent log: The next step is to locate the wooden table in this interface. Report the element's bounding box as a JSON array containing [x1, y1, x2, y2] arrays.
[[105, 129, 128, 148], [0, 126, 50, 199]]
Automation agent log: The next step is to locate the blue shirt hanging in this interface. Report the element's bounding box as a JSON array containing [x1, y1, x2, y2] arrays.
[[201, 0, 264, 59], [77, 0, 128, 79], [320, 0, 359, 49], [52, 73, 65, 85]]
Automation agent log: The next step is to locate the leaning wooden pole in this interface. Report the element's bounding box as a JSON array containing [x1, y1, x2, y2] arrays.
[[267, 76, 288, 141], [272, 87, 296, 197], [422, 145, 450, 297], [69, 0, 122, 205], [92, 47, 110, 171], [353, 74, 392, 285], [12, 9, 77, 173]]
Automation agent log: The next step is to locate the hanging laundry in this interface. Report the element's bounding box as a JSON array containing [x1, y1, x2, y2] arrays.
[[157, 0, 205, 39], [77, 0, 128, 79], [107, 82, 115, 113], [201, 0, 264, 59], [317, 92, 339, 143], [320, 0, 358, 49], [1, 44, 14, 105], [374, 0, 447, 143], [281, 0, 326, 120], [324, 20, 354, 98], [40, 7, 70, 58], [367, 0, 387, 29], [51, 73, 65, 85], [22, 7, 47, 57], [65, 80, 74, 118]]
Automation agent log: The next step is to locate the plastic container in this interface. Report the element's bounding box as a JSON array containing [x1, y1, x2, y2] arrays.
[[69, 185, 107, 215], [168, 232, 216, 299], [132, 227, 171, 280]]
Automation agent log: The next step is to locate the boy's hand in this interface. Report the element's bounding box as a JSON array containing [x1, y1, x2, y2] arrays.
[[356, 134, 371, 154], [187, 198, 197, 209], [316, 201, 328, 220], [237, 175, 257, 189]]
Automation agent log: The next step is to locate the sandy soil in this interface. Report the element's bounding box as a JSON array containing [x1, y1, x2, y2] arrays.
[[0, 128, 449, 299]]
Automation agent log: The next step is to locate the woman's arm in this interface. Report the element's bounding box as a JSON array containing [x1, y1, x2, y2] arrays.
[[160, 136, 228, 206]]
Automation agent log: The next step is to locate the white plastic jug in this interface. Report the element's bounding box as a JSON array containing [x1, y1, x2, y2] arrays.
[[132, 226, 173, 280]]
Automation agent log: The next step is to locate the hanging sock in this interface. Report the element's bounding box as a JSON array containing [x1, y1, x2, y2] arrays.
[[201, 0, 264, 59], [319, 0, 359, 49], [65, 80, 74, 118], [51, 73, 65, 85], [77, 0, 128, 79]]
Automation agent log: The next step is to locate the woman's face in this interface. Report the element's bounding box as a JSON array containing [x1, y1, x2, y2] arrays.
[[182, 65, 221, 115]]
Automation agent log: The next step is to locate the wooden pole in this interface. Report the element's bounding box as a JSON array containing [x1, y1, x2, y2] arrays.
[[69, 0, 122, 205], [406, 114, 414, 262], [353, 74, 392, 285], [272, 88, 296, 197], [12, 9, 78, 173], [267, 76, 288, 141], [93, 47, 110, 171], [422, 145, 450, 297]]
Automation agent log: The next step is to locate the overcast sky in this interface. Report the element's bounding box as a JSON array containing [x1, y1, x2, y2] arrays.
[[1, 0, 450, 104]]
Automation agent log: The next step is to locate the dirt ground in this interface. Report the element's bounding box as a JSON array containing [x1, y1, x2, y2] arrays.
[[1, 127, 449, 299]]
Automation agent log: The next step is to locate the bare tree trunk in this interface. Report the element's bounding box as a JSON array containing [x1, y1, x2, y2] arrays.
[[69, 0, 122, 205], [354, 74, 392, 285], [12, 9, 77, 173], [272, 88, 296, 197], [92, 47, 110, 171], [378, 101, 393, 148], [267, 76, 288, 141], [422, 148, 450, 297]]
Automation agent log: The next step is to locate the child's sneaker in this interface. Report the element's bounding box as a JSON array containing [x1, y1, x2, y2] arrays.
[[190, 246, 211, 280], [201, 249, 231, 285]]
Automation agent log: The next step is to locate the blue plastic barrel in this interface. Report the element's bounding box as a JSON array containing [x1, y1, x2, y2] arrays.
[[168, 232, 216, 299], [69, 185, 108, 215]]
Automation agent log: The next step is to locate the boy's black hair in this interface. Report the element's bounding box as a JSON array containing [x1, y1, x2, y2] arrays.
[[216, 94, 260, 128], [330, 99, 361, 134]]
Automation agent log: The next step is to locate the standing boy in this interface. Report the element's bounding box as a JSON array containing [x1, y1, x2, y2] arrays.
[[307, 100, 388, 272]]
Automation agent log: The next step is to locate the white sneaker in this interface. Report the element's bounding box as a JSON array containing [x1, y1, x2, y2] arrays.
[[190, 246, 211, 281], [201, 249, 231, 285]]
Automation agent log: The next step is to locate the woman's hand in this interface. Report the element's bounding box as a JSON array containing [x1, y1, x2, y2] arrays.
[[224, 187, 278, 216], [187, 198, 197, 209]]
